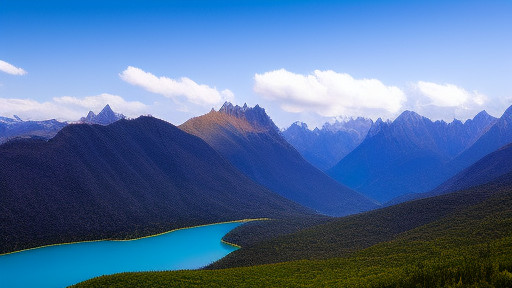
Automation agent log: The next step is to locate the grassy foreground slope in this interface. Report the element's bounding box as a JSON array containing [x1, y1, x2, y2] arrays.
[[213, 179, 497, 268], [73, 179, 512, 287]]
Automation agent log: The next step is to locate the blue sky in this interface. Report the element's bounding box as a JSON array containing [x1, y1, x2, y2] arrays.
[[1, 0, 511, 128]]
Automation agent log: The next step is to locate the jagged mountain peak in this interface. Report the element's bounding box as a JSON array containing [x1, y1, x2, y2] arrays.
[[83, 111, 96, 122], [448, 119, 463, 126], [322, 117, 373, 134], [80, 104, 125, 125], [99, 104, 114, 115], [0, 115, 23, 124], [291, 121, 309, 130], [394, 110, 425, 124], [464, 110, 497, 128], [218, 102, 278, 132], [219, 101, 263, 115], [499, 105, 512, 121], [366, 117, 387, 138], [474, 110, 492, 120]]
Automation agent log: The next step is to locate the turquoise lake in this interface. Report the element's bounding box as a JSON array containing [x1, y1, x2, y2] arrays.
[[0, 221, 244, 288]]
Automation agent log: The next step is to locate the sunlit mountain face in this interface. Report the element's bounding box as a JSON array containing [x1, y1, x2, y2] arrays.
[[180, 102, 378, 216]]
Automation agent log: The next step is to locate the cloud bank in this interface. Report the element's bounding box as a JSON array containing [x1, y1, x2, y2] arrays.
[[0, 94, 147, 121], [0, 60, 27, 75], [254, 69, 406, 119], [413, 81, 486, 107], [119, 66, 233, 107], [407, 81, 488, 121], [254, 69, 490, 122]]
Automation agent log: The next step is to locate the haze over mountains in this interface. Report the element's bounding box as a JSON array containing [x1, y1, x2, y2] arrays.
[[393, 116, 512, 203], [448, 105, 512, 175], [0, 105, 126, 144], [407, 142, 512, 202], [180, 102, 378, 216], [0, 116, 66, 144], [282, 117, 372, 170], [327, 109, 498, 203], [0, 116, 311, 254]]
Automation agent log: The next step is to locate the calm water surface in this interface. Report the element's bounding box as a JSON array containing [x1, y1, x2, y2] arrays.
[[0, 221, 243, 288]]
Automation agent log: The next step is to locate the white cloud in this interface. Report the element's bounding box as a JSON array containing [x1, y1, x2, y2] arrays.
[[0, 60, 27, 75], [0, 94, 147, 121], [414, 81, 487, 107], [254, 69, 406, 119], [119, 66, 234, 106], [407, 81, 488, 121]]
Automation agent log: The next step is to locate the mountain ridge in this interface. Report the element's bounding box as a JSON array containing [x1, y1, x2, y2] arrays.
[[328, 109, 497, 202], [180, 102, 378, 216], [0, 116, 312, 254], [0, 116, 67, 144], [282, 117, 372, 170], [80, 104, 126, 125]]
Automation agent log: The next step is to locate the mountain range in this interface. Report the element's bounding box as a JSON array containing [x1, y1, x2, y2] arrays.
[[80, 104, 126, 125], [0, 116, 67, 144], [327, 109, 497, 203], [180, 102, 378, 216], [448, 105, 512, 175], [0, 105, 126, 144], [282, 117, 372, 170], [0, 116, 311, 254]]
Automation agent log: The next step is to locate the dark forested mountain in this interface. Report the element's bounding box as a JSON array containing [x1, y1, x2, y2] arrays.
[[77, 158, 512, 287], [282, 117, 372, 170], [0, 116, 67, 144], [180, 102, 378, 216], [328, 110, 497, 203], [212, 169, 506, 269], [80, 104, 126, 125], [0, 116, 313, 254]]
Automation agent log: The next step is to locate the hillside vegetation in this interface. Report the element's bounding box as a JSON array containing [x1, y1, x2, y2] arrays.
[[73, 176, 512, 287], [0, 117, 312, 254]]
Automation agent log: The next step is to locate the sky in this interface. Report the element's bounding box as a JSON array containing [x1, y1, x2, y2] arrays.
[[1, 0, 511, 129]]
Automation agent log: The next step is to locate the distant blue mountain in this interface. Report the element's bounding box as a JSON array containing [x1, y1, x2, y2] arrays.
[[0, 116, 67, 144], [328, 110, 497, 203], [407, 142, 512, 202], [80, 104, 125, 125], [0, 104, 126, 144], [282, 117, 372, 171], [390, 106, 512, 204], [448, 105, 512, 174], [180, 102, 379, 216]]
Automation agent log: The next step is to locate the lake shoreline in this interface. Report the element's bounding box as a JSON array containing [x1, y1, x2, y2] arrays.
[[0, 218, 270, 257]]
